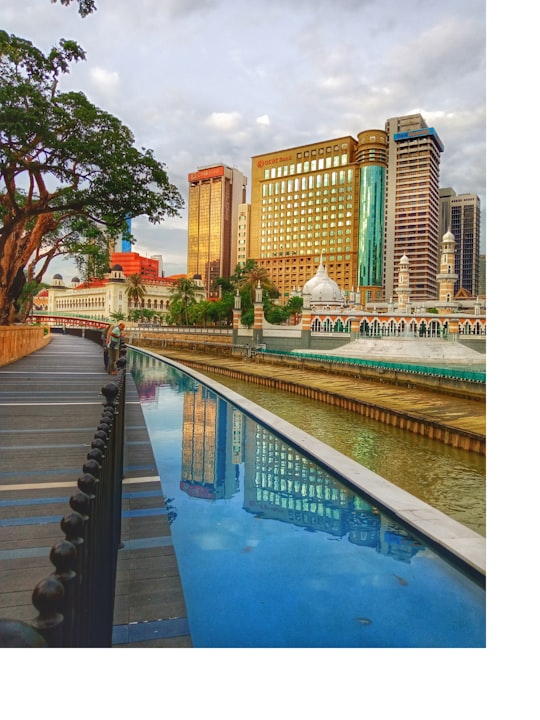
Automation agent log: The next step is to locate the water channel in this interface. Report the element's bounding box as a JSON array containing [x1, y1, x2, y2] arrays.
[[191, 370, 486, 537], [128, 349, 485, 648]]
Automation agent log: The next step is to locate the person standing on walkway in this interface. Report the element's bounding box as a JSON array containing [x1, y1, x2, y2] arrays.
[[106, 322, 125, 374], [101, 325, 111, 371]]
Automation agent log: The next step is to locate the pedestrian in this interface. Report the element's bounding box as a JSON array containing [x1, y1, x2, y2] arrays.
[[106, 321, 125, 374], [101, 325, 111, 371]]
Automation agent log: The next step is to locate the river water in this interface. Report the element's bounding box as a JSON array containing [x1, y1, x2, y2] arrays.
[[197, 370, 486, 536]]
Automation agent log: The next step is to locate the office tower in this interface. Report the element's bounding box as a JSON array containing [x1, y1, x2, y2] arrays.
[[385, 114, 444, 301], [478, 254, 486, 297], [236, 203, 251, 270], [355, 129, 387, 302], [151, 255, 164, 277], [249, 137, 361, 302], [187, 164, 247, 298], [441, 191, 481, 296]]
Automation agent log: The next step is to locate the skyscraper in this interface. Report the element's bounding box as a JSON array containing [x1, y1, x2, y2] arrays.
[[384, 114, 444, 301], [356, 129, 387, 300], [439, 189, 481, 296], [249, 136, 365, 302], [187, 164, 247, 298]]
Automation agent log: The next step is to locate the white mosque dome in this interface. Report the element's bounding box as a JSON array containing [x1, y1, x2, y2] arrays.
[[302, 258, 341, 302], [443, 228, 455, 243]]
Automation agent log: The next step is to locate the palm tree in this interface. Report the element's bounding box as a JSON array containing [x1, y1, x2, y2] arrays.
[[126, 273, 147, 312], [241, 262, 277, 303], [170, 277, 198, 325]]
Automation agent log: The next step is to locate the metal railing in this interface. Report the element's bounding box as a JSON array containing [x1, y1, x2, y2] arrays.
[[0, 348, 127, 648], [258, 349, 486, 384]]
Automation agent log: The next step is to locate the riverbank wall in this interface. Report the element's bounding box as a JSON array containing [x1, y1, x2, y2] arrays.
[[130, 338, 485, 457], [0, 325, 51, 367], [129, 331, 485, 401]]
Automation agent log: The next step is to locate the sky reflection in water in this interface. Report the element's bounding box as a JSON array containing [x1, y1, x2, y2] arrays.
[[130, 351, 486, 648]]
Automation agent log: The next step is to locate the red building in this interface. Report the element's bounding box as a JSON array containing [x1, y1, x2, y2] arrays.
[[110, 252, 160, 278]]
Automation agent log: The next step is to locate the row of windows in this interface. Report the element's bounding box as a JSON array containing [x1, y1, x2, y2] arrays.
[[260, 249, 352, 258], [263, 153, 350, 180], [262, 169, 355, 196], [262, 219, 351, 228], [262, 240, 351, 249], [262, 188, 353, 203]]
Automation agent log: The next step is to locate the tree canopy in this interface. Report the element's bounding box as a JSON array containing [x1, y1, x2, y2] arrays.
[[52, 0, 96, 17], [0, 31, 184, 324]]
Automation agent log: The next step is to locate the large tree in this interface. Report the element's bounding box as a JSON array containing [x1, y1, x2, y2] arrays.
[[0, 32, 184, 324], [52, 0, 96, 17]]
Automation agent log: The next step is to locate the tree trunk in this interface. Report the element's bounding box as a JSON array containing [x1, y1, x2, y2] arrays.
[[0, 214, 56, 325]]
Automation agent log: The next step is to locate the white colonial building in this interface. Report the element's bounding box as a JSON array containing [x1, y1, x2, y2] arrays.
[[36, 264, 205, 322]]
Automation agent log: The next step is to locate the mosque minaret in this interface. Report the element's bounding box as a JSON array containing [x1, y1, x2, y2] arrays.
[[436, 228, 459, 303]]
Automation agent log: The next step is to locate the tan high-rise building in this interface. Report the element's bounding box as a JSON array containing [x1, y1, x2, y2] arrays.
[[384, 114, 444, 301], [249, 137, 362, 303], [187, 164, 247, 298]]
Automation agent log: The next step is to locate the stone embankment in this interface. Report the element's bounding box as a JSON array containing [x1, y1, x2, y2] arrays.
[[132, 338, 486, 456]]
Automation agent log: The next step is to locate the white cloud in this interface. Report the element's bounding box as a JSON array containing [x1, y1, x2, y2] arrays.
[[89, 66, 120, 96], [204, 112, 242, 131], [256, 115, 271, 126]]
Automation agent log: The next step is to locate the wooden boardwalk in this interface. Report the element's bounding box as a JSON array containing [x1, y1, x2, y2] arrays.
[[0, 333, 191, 648]]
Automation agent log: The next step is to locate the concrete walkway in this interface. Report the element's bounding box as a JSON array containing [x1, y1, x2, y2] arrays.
[[0, 333, 191, 648]]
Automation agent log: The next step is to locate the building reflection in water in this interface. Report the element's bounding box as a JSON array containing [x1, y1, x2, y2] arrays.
[[178, 378, 424, 564]]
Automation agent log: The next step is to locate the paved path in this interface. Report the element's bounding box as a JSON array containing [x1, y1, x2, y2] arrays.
[[0, 333, 191, 648]]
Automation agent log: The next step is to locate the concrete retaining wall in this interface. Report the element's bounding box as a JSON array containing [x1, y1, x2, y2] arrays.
[[0, 325, 52, 367]]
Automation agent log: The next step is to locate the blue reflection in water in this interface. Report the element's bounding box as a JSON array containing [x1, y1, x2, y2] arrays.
[[129, 351, 486, 648]]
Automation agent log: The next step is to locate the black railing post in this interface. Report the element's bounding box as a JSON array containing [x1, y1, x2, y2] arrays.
[[49, 540, 77, 648], [0, 619, 48, 647], [30, 577, 64, 648], [68, 489, 92, 646], [76, 471, 100, 645], [60, 511, 87, 643]]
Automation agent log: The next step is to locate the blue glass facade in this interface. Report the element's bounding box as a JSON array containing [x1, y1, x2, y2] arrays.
[[121, 215, 132, 253], [357, 165, 385, 287]]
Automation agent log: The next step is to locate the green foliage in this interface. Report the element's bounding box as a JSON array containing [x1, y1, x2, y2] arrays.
[[129, 307, 155, 323], [0, 32, 184, 324], [15, 279, 47, 322], [125, 274, 147, 307], [241, 307, 254, 327], [52, 0, 97, 18]]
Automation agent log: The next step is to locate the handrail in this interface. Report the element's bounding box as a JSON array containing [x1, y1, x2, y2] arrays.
[[258, 348, 486, 384]]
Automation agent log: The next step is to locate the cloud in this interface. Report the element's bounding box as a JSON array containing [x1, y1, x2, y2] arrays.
[[89, 66, 120, 96], [204, 112, 242, 131], [0, 0, 487, 281]]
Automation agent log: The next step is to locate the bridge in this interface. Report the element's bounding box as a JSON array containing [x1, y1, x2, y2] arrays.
[[32, 314, 109, 330]]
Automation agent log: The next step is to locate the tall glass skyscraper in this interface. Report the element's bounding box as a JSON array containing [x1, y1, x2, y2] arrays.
[[187, 165, 247, 298], [356, 130, 387, 294]]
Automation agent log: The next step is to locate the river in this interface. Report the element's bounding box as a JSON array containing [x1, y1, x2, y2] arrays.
[[196, 370, 486, 536]]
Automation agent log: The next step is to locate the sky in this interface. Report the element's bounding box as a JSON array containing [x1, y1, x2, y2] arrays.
[[0, 0, 488, 283]]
